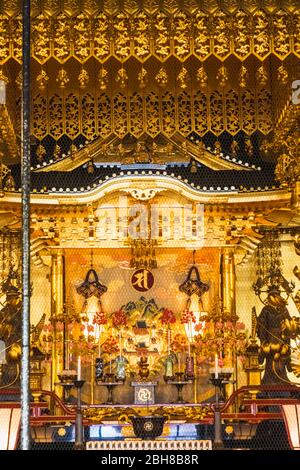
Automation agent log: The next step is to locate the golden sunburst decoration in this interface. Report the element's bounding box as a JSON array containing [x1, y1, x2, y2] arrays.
[[290, 343, 300, 377]]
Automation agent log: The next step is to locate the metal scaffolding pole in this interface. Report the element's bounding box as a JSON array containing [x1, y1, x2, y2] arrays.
[[21, 0, 31, 450]]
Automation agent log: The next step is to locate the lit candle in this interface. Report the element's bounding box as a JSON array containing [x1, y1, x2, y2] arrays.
[[119, 330, 122, 356], [77, 356, 81, 380], [98, 325, 102, 357], [214, 353, 219, 379]]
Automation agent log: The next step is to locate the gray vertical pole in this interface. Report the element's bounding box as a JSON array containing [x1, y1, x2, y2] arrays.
[[21, 0, 31, 450]]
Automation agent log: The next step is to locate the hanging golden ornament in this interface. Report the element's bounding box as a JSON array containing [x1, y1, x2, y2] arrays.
[[70, 142, 77, 160], [36, 69, 49, 91], [36, 143, 46, 162], [216, 65, 229, 88], [98, 67, 108, 91], [245, 137, 254, 157], [138, 66, 148, 89], [155, 66, 168, 87], [214, 140, 222, 154], [277, 64, 289, 85], [256, 64, 268, 87], [230, 140, 239, 158], [177, 66, 190, 90], [53, 143, 61, 161], [56, 68, 69, 89], [116, 67, 128, 89], [196, 66, 208, 90], [15, 71, 22, 90], [78, 68, 89, 89], [239, 65, 248, 89]]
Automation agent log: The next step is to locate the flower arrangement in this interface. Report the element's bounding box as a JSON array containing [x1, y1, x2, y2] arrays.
[[112, 309, 127, 328], [172, 333, 188, 353], [160, 308, 176, 325], [181, 310, 196, 324], [102, 336, 119, 354], [93, 311, 107, 326], [194, 319, 247, 359]]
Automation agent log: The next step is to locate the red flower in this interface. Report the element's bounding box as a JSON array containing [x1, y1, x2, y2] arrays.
[[160, 308, 176, 325], [93, 311, 107, 326], [235, 322, 245, 330], [181, 310, 196, 324], [112, 309, 127, 328]]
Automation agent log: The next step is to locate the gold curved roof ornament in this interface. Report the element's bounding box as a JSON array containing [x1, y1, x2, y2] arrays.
[[35, 133, 252, 173]]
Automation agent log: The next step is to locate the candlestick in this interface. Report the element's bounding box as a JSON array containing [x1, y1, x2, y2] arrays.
[[214, 353, 219, 379], [77, 356, 81, 380], [65, 339, 70, 370]]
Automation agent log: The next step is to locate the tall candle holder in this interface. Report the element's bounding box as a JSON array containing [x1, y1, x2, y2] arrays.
[[73, 379, 85, 450], [209, 375, 224, 450]]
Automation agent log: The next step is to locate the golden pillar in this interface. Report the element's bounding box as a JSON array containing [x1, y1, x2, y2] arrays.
[[221, 248, 236, 401], [51, 250, 65, 396], [221, 248, 236, 316]]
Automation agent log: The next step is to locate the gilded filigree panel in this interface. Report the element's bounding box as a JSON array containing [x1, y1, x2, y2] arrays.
[[0, 15, 11, 65], [210, 91, 224, 136], [33, 94, 48, 139], [11, 16, 22, 63], [193, 91, 208, 136], [257, 89, 272, 135], [132, 11, 151, 61], [232, 10, 251, 59], [173, 11, 191, 61], [252, 10, 271, 60], [212, 10, 231, 59], [293, 12, 300, 58], [93, 13, 111, 62], [225, 90, 240, 135], [97, 93, 111, 138], [53, 13, 72, 63], [65, 94, 80, 138], [31, 87, 272, 140], [81, 93, 96, 139], [193, 11, 211, 60], [129, 93, 144, 137], [0, 7, 300, 63], [177, 91, 192, 136], [32, 14, 51, 64], [272, 10, 291, 59], [241, 89, 256, 135], [73, 13, 91, 62], [113, 92, 127, 137], [153, 12, 171, 61], [113, 12, 131, 61], [161, 91, 176, 136], [145, 92, 160, 137], [49, 94, 64, 138]]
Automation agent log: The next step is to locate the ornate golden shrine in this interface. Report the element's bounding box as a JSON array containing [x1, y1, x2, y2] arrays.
[[0, 0, 300, 427]]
